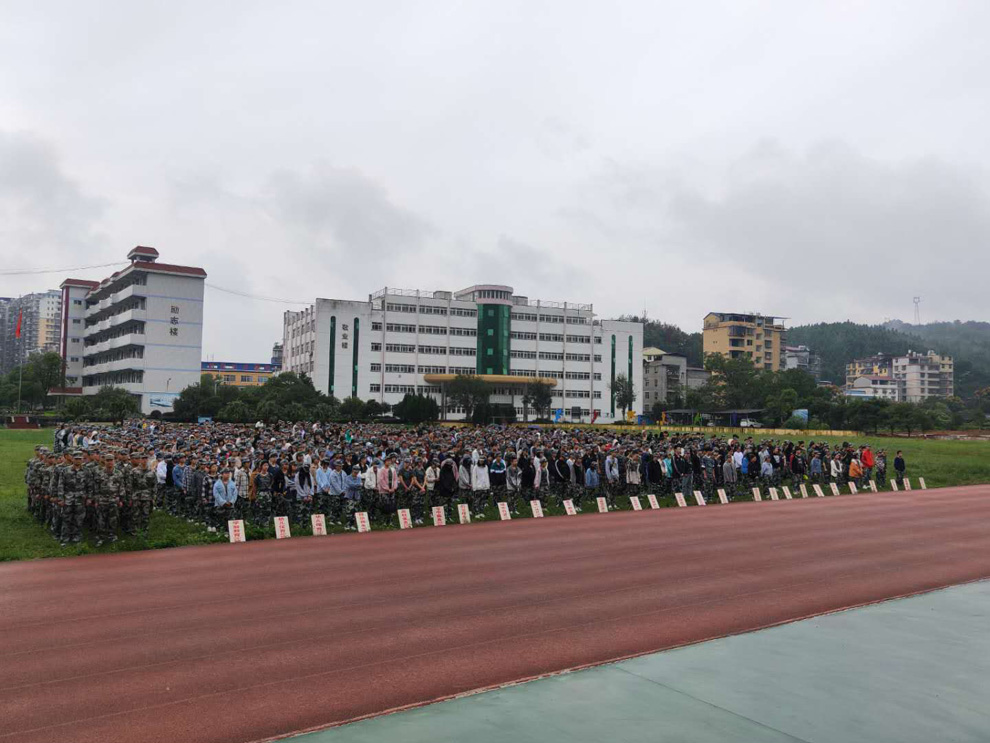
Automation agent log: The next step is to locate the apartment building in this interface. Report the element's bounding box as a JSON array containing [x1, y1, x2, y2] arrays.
[[0, 290, 62, 373], [703, 312, 786, 371], [642, 347, 687, 408], [844, 375, 899, 400], [202, 361, 280, 387], [283, 285, 643, 423], [57, 247, 207, 413], [784, 344, 822, 379], [845, 354, 893, 386], [892, 351, 954, 402]]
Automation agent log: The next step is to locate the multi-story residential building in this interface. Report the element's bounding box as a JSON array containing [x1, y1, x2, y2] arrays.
[[703, 312, 786, 371], [202, 361, 280, 387], [0, 290, 62, 373], [784, 344, 822, 379], [844, 350, 953, 402], [270, 342, 283, 368], [844, 375, 899, 400], [687, 366, 712, 390], [642, 347, 687, 408], [56, 247, 207, 413], [845, 354, 893, 386], [283, 285, 643, 423], [892, 350, 954, 402]]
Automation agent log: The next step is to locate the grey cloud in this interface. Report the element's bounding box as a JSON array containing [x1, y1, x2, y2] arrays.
[[572, 141, 990, 326], [264, 163, 438, 267], [471, 235, 592, 298], [0, 131, 107, 264]]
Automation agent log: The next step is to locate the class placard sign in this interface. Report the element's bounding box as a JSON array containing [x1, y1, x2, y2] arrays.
[[311, 514, 327, 536], [693, 490, 706, 506], [752, 487, 762, 502], [782, 486, 793, 500], [397, 508, 413, 529], [904, 478, 912, 491], [813, 484, 825, 498], [227, 519, 245, 543], [563, 498, 577, 515], [890, 479, 899, 491], [675, 492, 687, 508], [829, 483, 841, 496], [596, 497, 608, 513], [497, 502, 512, 520], [769, 488, 779, 501], [274, 516, 291, 539], [630, 496, 643, 511], [799, 484, 809, 498], [530, 500, 544, 518], [868, 480, 878, 493], [647, 493, 660, 510], [919, 478, 927, 490], [458, 503, 471, 523], [848, 482, 858, 495], [717, 488, 728, 504], [355, 511, 371, 532], [431, 506, 446, 526]]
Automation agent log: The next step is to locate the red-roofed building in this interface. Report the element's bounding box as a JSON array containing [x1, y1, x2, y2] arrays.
[[56, 248, 207, 413]]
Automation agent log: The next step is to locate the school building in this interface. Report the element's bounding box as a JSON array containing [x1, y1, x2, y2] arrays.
[[282, 285, 644, 423]]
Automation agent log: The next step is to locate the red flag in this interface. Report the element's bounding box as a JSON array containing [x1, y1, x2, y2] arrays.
[[14, 309, 22, 339]]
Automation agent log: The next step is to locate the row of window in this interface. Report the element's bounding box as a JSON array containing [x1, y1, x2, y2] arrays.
[[511, 312, 589, 325], [372, 343, 477, 355], [385, 302, 478, 318], [374, 322, 477, 337]]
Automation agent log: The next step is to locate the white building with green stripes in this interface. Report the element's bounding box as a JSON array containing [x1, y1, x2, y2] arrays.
[[283, 285, 643, 423]]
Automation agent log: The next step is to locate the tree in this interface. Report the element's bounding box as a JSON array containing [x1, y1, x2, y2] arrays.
[[217, 400, 252, 423], [339, 396, 366, 421], [608, 374, 636, 418], [522, 382, 554, 421], [91, 386, 140, 424], [447, 375, 491, 421], [766, 388, 799, 426], [28, 352, 64, 401], [393, 393, 440, 424]]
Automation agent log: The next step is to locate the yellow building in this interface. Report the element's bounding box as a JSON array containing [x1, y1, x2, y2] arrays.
[[845, 354, 893, 386], [702, 312, 786, 371], [201, 361, 280, 387]]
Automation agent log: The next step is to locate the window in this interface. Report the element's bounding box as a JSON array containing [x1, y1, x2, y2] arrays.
[[450, 307, 477, 318], [418, 365, 446, 374], [566, 353, 590, 362], [448, 346, 476, 356], [419, 305, 447, 316], [224, 374, 236, 382], [73, 299, 82, 306], [450, 327, 477, 337], [565, 334, 590, 344], [539, 333, 564, 343], [371, 322, 383, 331], [371, 343, 382, 352], [385, 344, 415, 353], [70, 356, 79, 362], [385, 364, 415, 374], [370, 363, 382, 372], [72, 319, 80, 324], [419, 325, 447, 335], [71, 338, 79, 343], [540, 351, 564, 361], [240, 375, 253, 383], [386, 303, 416, 313], [386, 323, 416, 334], [370, 383, 381, 392], [511, 350, 537, 359], [511, 331, 537, 341], [513, 312, 538, 322], [539, 314, 564, 324]]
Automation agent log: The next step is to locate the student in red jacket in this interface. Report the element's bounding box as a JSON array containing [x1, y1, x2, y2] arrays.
[[860, 446, 875, 482]]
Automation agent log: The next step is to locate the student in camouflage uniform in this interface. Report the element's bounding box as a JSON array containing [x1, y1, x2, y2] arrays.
[[253, 461, 273, 526], [59, 451, 87, 546], [95, 453, 121, 546], [128, 451, 155, 537]]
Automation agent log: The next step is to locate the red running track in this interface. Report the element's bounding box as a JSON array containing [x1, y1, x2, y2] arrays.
[[3, 486, 990, 743]]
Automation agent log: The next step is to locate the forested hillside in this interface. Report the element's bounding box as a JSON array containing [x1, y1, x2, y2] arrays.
[[787, 320, 990, 399], [618, 316, 703, 367]]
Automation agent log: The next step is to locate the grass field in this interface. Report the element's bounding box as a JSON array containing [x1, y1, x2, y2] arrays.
[[3, 428, 990, 561], [0, 429, 224, 561]]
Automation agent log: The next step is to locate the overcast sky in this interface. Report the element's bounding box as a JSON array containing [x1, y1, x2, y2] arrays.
[[2, 1, 989, 361]]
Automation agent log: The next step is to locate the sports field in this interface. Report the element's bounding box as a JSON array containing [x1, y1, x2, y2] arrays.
[[2, 483, 989, 743], [2, 428, 990, 561]]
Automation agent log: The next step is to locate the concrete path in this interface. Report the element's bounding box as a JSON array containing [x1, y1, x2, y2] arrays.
[[289, 580, 990, 743]]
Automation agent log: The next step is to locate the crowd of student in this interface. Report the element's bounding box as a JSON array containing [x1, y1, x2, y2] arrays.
[[27, 421, 911, 544]]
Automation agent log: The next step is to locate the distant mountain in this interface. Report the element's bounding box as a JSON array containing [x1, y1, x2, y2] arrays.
[[618, 316, 703, 367], [787, 320, 990, 398]]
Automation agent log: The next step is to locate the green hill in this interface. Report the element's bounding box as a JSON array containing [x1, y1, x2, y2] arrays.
[[787, 320, 990, 399]]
